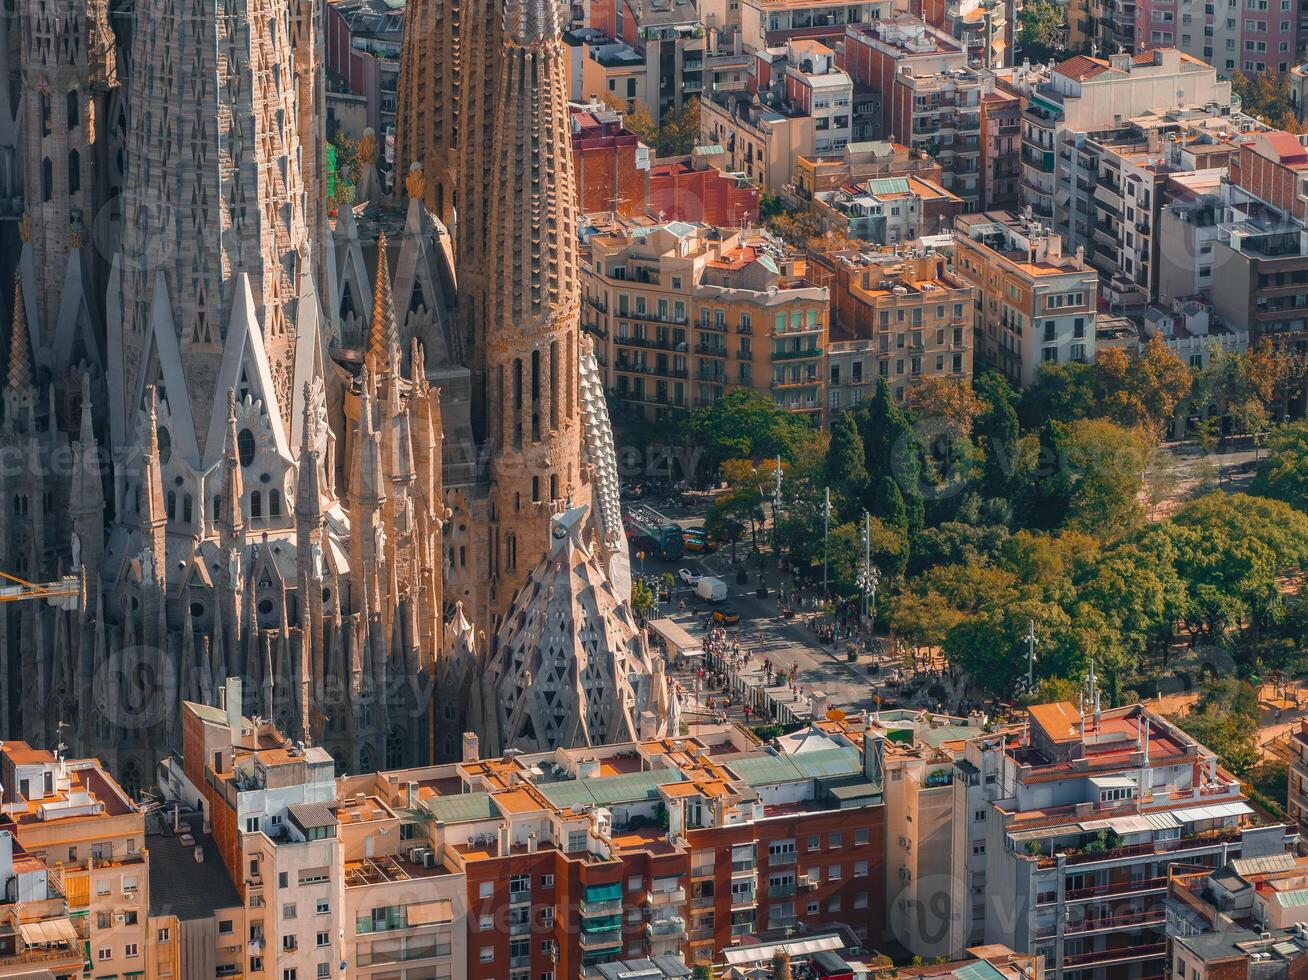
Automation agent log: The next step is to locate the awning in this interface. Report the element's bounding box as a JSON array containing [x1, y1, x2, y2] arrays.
[[1089, 775, 1137, 790], [19, 918, 79, 945], [584, 882, 622, 903], [1009, 826, 1070, 843], [1106, 815, 1165, 835], [647, 619, 702, 655], [723, 934, 844, 965], [405, 900, 453, 926], [1170, 801, 1254, 823]]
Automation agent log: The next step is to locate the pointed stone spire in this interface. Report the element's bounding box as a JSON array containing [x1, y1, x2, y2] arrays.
[[141, 386, 168, 586], [70, 374, 105, 581], [295, 383, 325, 526], [5, 278, 35, 427], [218, 389, 246, 551], [366, 233, 398, 385]]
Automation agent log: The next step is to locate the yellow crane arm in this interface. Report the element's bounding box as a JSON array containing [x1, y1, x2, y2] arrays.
[[0, 571, 80, 610]]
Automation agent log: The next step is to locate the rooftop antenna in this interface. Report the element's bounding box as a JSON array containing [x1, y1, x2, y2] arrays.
[[55, 721, 69, 777]]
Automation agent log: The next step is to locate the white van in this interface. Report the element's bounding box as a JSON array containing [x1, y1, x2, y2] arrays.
[[695, 576, 728, 602]]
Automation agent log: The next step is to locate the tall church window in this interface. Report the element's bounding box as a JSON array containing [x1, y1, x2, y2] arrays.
[[67, 150, 79, 195], [250, 490, 262, 519], [41, 158, 52, 202], [269, 489, 281, 518], [66, 90, 79, 129], [237, 428, 256, 467]]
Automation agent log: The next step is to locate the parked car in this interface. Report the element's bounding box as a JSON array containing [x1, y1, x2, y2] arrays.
[[678, 568, 702, 586]]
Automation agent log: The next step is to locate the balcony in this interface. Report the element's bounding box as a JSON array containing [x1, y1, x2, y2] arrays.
[[646, 918, 687, 940], [771, 347, 822, 360], [698, 320, 727, 333], [1063, 943, 1166, 968], [1037, 827, 1245, 869], [1035, 909, 1165, 940], [579, 929, 623, 950], [771, 376, 818, 389], [579, 896, 623, 917], [625, 308, 688, 326], [1061, 876, 1169, 903], [614, 333, 683, 352], [730, 890, 758, 909], [696, 343, 727, 357], [649, 887, 686, 906], [690, 865, 714, 880]]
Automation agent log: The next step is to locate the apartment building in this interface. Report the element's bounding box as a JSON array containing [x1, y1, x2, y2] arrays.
[[907, 0, 1010, 66], [739, 0, 893, 51], [1210, 186, 1308, 350], [583, 220, 829, 420], [958, 700, 1293, 980], [1062, 125, 1244, 308], [812, 175, 965, 244], [0, 743, 151, 979], [0, 824, 84, 978], [1288, 720, 1308, 837], [808, 246, 974, 414], [875, 710, 988, 961], [1167, 853, 1308, 980], [793, 140, 945, 203], [385, 720, 886, 976], [953, 210, 1098, 385], [1004, 51, 1234, 228], [324, 0, 403, 139], [779, 40, 855, 156], [569, 101, 759, 225], [1135, 0, 1302, 76], [571, 102, 654, 218], [580, 0, 708, 124], [146, 820, 249, 980], [843, 18, 1017, 208], [1158, 184, 1223, 306], [843, 16, 967, 140], [701, 94, 815, 192], [159, 683, 470, 980], [979, 90, 1022, 212]]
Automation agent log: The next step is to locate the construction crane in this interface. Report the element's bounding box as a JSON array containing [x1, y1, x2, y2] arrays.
[[0, 571, 80, 610]]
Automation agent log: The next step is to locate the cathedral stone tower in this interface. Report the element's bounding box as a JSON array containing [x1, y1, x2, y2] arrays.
[[16, 0, 116, 369], [109, 0, 312, 457], [395, 0, 460, 227], [484, 0, 590, 621], [454, 0, 502, 432]]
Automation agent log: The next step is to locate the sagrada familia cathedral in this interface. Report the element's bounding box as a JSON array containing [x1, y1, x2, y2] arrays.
[[0, 0, 655, 795]]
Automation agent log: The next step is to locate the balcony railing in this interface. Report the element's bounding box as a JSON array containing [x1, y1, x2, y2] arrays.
[[1034, 909, 1165, 940], [1061, 876, 1168, 902], [1063, 942, 1165, 967], [579, 929, 623, 949], [649, 887, 686, 906], [1036, 827, 1244, 868], [772, 347, 822, 360], [614, 333, 683, 352]]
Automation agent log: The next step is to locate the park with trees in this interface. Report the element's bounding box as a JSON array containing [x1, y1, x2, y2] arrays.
[[630, 340, 1308, 781]]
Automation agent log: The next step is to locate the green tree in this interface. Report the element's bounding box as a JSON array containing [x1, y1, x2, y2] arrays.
[[1253, 421, 1308, 512], [1018, 0, 1065, 62], [854, 378, 925, 531], [658, 98, 701, 155], [1173, 679, 1261, 775], [1163, 492, 1308, 642], [825, 410, 870, 518], [631, 579, 658, 619], [1045, 418, 1148, 537], [706, 498, 748, 562], [681, 389, 815, 474], [975, 371, 1029, 499]]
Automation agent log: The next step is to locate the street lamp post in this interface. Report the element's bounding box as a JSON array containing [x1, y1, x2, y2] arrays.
[[1025, 619, 1038, 693], [857, 512, 879, 628], [822, 487, 832, 598]]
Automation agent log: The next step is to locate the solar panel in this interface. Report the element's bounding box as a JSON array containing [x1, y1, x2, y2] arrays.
[[426, 792, 496, 823]]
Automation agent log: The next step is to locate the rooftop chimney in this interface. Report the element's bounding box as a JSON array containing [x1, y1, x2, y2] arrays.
[[225, 677, 242, 743], [462, 732, 480, 764]]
